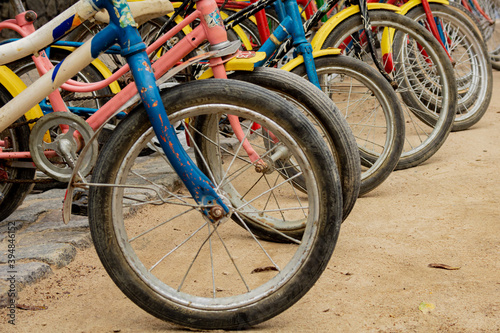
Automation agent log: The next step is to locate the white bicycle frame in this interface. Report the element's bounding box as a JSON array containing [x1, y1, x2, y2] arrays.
[[0, 0, 171, 132]]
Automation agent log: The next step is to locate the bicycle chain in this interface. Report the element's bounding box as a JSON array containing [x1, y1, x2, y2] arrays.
[[0, 178, 59, 184], [7, 117, 41, 129], [63, 94, 116, 102]]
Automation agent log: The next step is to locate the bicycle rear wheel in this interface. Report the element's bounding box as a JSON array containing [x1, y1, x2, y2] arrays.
[[321, 10, 457, 169], [89, 80, 342, 330]]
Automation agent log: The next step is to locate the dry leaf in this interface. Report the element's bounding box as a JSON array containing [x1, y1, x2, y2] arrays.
[[418, 302, 435, 314], [16, 304, 48, 311], [428, 263, 461, 270], [251, 266, 278, 274]]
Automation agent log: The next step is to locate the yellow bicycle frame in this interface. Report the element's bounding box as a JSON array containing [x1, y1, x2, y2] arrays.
[[310, 0, 450, 58], [198, 48, 342, 79], [279, 48, 342, 71]]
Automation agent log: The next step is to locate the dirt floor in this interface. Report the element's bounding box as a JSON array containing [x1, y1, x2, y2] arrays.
[[2, 71, 500, 332]]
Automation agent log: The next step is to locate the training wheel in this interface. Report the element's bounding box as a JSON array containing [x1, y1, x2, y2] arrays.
[[29, 112, 98, 182]]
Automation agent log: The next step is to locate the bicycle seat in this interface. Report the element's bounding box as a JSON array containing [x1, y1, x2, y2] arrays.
[[94, 0, 174, 25]]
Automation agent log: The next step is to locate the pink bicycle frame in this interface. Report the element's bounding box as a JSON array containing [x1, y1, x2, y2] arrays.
[[0, 0, 262, 163]]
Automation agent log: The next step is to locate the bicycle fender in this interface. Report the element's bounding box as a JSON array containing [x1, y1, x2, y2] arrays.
[[397, 0, 449, 15], [198, 51, 267, 79], [51, 46, 121, 94], [310, 3, 400, 51], [0, 66, 50, 141], [279, 49, 341, 72], [0, 66, 44, 123]]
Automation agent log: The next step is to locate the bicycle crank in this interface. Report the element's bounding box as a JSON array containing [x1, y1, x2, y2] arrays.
[[29, 112, 98, 182]]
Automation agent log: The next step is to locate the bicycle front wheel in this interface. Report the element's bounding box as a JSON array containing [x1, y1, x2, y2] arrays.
[[88, 80, 343, 330], [406, 2, 493, 131], [228, 67, 361, 220], [290, 55, 405, 195], [321, 10, 457, 169]]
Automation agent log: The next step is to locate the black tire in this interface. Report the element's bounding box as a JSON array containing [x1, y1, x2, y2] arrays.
[[321, 10, 457, 169], [405, 2, 493, 131], [89, 79, 342, 329], [228, 67, 361, 220], [0, 85, 36, 222], [290, 55, 405, 194]]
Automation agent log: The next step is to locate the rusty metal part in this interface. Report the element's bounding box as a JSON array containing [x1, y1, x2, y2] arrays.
[[254, 161, 269, 173], [209, 205, 225, 220], [7, 117, 40, 130], [0, 178, 58, 183]]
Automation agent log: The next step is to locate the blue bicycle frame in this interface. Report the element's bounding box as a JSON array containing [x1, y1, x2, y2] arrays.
[[84, 0, 229, 218], [253, 0, 321, 88]]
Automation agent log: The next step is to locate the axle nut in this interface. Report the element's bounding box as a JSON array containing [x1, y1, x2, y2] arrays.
[[209, 206, 224, 220]]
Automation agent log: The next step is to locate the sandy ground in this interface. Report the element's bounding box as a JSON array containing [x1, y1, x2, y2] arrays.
[[2, 71, 500, 332]]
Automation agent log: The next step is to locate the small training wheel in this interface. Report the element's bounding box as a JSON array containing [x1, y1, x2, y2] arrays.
[[29, 112, 98, 182]]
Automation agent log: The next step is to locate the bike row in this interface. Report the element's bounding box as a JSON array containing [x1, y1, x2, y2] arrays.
[[0, 0, 495, 330]]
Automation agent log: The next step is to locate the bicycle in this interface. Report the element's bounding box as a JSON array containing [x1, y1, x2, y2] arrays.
[[212, 0, 457, 169], [2, 0, 362, 221], [304, 0, 457, 169], [0, 0, 361, 222], [0, 0, 349, 329], [372, 0, 493, 132], [129, 0, 405, 195]]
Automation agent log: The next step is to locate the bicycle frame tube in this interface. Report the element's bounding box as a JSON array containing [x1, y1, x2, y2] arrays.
[[238, 0, 321, 87], [0, 0, 233, 215], [467, 0, 493, 22], [99, 0, 229, 214]]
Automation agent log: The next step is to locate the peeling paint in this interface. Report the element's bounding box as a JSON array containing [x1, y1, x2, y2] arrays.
[[112, 0, 138, 28]]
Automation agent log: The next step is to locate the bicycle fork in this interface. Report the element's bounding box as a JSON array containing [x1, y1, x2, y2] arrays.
[[100, 0, 230, 220]]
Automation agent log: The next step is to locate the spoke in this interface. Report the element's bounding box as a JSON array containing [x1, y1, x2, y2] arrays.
[[213, 226, 251, 292], [235, 172, 303, 211], [177, 222, 220, 292], [219, 143, 284, 189], [130, 170, 190, 206], [218, 119, 255, 191], [233, 211, 285, 266], [233, 210, 302, 244], [130, 207, 197, 243], [262, 173, 286, 221], [239, 173, 266, 201], [184, 121, 219, 185], [189, 123, 253, 166], [207, 223, 216, 298], [149, 221, 208, 273]]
